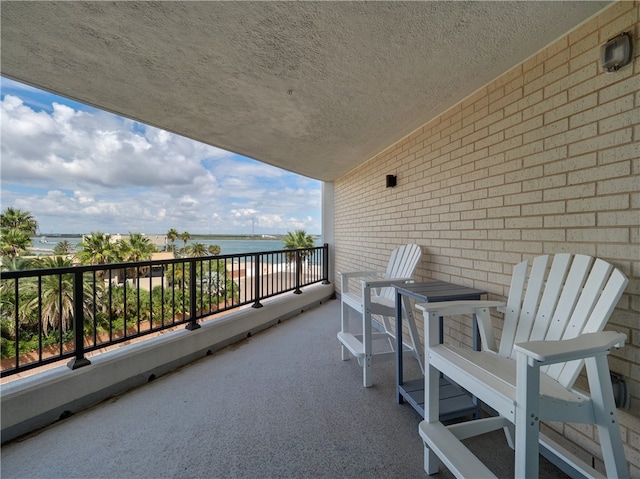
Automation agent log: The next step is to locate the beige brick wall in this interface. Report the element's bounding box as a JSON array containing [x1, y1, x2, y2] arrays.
[[334, 2, 640, 476]]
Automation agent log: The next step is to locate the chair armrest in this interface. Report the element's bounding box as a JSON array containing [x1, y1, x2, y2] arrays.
[[339, 271, 383, 294], [416, 300, 505, 352], [362, 277, 413, 288], [339, 270, 383, 280], [514, 331, 627, 365], [415, 300, 505, 316]]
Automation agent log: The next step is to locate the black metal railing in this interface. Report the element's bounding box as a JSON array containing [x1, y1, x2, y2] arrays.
[[0, 244, 330, 377]]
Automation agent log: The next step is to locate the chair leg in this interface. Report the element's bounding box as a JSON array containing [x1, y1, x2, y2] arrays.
[[362, 284, 373, 387], [423, 311, 441, 474], [503, 423, 515, 450], [423, 362, 441, 474], [380, 314, 396, 351], [363, 356, 372, 387], [424, 443, 439, 475], [362, 305, 373, 387], [586, 355, 630, 479], [340, 345, 350, 361], [340, 299, 350, 361], [515, 352, 540, 478]]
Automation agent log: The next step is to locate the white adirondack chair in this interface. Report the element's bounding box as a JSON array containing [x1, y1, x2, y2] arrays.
[[416, 254, 629, 479], [338, 244, 423, 387]]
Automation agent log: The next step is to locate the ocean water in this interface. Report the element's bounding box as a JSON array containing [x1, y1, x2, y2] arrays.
[[30, 236, 321, 256]]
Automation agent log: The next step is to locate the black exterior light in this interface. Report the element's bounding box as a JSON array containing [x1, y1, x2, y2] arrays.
[[600, 32, 632, 72], [386, 174, 397, 188]]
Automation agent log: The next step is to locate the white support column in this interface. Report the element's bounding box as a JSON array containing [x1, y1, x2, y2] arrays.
[[321, 181, 335, 284]]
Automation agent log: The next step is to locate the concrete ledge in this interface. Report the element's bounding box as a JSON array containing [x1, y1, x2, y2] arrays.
[[1, 283, 334, 444]]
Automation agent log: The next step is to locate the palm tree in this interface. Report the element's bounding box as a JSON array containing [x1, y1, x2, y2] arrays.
[[53, 240, 75, 256], [181, 231, 191, 249], [1, 255, 35, 272], [207, 244, 221, 256], [166, 228, 179, 252], [283, 230, 315, 250], [0, 207, 38, 234], [178, 231, 191, 257], [284, 230, 316, 261], [283, 230, 316, 269], [118, 233, 157, 283], [25, 256, 93, 336], [0, 207, 38, 257], [0, 228, 32, 258], [0, 255, 39, 335], [186, 242, 208, 258], [75, 232, 117, 265], [166, 262, 189, 289], [118, 233, 157, 262], [75, 232, 119, 281], [1, 277, 38, 347]]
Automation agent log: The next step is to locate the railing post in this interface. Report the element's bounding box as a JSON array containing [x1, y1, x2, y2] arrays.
[[252, 253, 263, 308], [322, 243, 331, 284], [67, 270, 91, 370], [294, 250, 302, 294], [13, 279, 20, 371], [185, 260, 201, 330]]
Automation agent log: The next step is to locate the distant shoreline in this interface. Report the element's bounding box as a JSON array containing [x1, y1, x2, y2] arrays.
[[38, 234, 320, 240]]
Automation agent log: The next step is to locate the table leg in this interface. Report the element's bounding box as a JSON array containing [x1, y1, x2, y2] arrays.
[[472, 313, 481, 419], [396, 290, 403, 404], [472, 314, 480, 351]]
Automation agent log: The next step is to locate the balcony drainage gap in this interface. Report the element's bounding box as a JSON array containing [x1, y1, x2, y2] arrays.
[[59, 410, 73, 420]]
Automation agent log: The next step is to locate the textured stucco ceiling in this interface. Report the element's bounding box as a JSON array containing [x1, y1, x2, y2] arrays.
[[1, 1, 611, 181]]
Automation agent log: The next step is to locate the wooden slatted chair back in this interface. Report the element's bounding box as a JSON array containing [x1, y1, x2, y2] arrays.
[[377, 244, 422, 302], [499, 253, 628, 388]]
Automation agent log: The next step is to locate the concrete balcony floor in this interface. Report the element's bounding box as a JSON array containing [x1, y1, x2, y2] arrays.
[[2, 298, 567, 478]]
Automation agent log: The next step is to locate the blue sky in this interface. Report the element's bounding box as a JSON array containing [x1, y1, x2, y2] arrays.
[[0, 77, 321, 235]]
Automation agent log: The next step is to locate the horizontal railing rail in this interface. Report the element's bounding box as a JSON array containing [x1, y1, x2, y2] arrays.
[[1, 244, 330, 377]]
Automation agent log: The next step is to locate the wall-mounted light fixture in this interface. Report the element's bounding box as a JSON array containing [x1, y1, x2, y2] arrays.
[[386, 175, 397, 188], [600, 32, 632, 73], [611, 372, 629, 409]]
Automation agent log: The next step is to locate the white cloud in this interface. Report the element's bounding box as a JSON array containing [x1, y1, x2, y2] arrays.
[[1, 95, 224, 190], [0, 86, 321, 235]]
